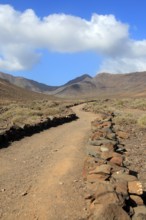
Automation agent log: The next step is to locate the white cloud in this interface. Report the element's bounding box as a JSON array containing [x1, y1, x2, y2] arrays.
[[0, 4, 146, 73], [99, 57, 146, 74], [99, 39, 146, 73]]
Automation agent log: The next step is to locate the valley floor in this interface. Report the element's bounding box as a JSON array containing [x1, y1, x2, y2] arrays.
[[0, 105, 96, 220]]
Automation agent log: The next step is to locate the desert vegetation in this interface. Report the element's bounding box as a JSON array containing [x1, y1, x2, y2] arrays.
[[0, 98, 80, 135], [83, 98, 146, 129]]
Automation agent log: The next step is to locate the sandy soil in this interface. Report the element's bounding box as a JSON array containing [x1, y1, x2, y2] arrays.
[[0, 104, 96, 220]]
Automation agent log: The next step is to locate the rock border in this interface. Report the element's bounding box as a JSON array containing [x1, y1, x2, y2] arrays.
[[0, 114, 78, 149], [83, 112, 146, 219]]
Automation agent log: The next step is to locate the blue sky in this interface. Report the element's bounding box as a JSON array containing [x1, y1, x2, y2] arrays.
[[0, 0, 146, 85]]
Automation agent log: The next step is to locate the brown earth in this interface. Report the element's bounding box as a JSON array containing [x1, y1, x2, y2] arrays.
[[1, 71, 146, 98], [0, 104, 96, 220]]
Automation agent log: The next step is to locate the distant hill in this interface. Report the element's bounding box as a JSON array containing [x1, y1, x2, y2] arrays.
[[93, 72, 146, 97], [64, 74, 92, 86], [0, 72, 58, 93], [0, 78, 54, 101], [0, 71, 146, 98]]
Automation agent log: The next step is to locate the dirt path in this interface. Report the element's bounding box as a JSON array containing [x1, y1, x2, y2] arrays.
[[0, 104, 96, 220]]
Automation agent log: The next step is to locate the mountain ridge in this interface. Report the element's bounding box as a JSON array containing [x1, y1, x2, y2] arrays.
[[0, 71, 146, 97]]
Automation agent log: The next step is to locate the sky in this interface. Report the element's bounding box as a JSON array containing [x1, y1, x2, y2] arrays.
[[0, 0, 146, 85]]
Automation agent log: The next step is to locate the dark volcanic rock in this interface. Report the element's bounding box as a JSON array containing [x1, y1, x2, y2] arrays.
[[0, 114, 78, 149]]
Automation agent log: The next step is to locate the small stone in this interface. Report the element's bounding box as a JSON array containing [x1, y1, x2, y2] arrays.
[[112, 173, 137, 182], [130, 195, 144, 206], [116, 131, 129, 139], [21, 192, 28, 196], [94, 192, 120, 206], [86, 145, 101, 158], [90, 131, 105, 141], [59, 182, 64, 185], [83, 156, 103, 179], [128, 181, 143, 195], [89, 164, 112, 175], [100, 146, 109, 152], [106, 132, 116, 140], [87, 173, 110, 183], [115, 180, 128, 198], [110, 163, 129, 175], [101, 151, 113, 160], [101, 142, 115, 152], [89, 139, 117, 147], [92, 181, 124, 206], [110, 156, 123, 166], [1, 188, 6, 192]]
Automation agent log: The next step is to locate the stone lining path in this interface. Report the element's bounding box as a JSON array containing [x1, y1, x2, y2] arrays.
[[83, 112, 146, 219]]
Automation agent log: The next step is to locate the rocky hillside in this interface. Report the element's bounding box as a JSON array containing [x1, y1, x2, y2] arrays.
[[0, 78, 54, 101], [1, 71, 146, 97], [93, 72, 146, 96], [50, 72, 146, 97], [0, 72, 58, 93]]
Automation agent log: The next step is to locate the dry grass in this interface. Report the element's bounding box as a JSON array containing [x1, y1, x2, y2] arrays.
[[0, 99, 75, 133], [83, 98, 146, 129], [0, 78, 85, 134], [137, 114, 146, 128]]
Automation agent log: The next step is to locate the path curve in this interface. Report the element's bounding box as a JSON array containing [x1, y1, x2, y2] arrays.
[[0, 104, 96, 220]]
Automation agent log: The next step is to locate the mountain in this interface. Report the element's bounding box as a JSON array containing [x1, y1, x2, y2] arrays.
[[93, 72, 146, 96], [48, 74, 96, 97], [64, 74, 92, 86], [0, 72, 94, 95], [55, 71, 146, 97], [0, 78, 54, 101], [1, 71, 146, 98], [0, 72, 58, 93]]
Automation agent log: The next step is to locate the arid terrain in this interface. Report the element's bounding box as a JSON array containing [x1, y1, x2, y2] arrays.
[[1, 73, 146, 219], [1, 71, 146, 97], [0, 104, 97, 220], [83, 99, 146, 191]]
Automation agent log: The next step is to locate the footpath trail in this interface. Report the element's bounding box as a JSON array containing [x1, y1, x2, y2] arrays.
[[0, 104, 96, 220]]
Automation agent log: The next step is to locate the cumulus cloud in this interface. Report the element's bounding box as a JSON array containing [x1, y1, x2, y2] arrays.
[[0, 4, 146, 72], [99, 39, 146, 73]]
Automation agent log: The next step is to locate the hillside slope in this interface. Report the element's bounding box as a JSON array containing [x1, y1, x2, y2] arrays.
[[0, 72, 58, 93], [0, 78, 54, 102], [48, 72, 146, 97], [1, 71, 146, 97]]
